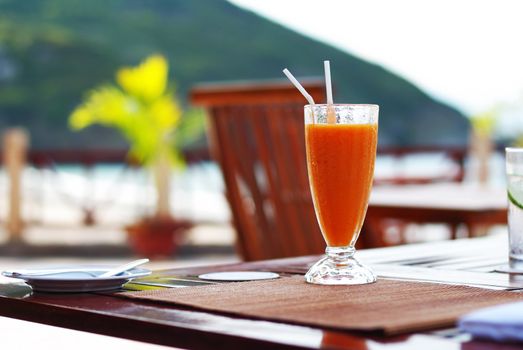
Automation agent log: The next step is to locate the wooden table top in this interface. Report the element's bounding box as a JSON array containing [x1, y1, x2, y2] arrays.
[[370, 183, 507, 211], [0, 235, 521, 350]]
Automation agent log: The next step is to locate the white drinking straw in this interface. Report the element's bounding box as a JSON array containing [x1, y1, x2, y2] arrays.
[[324, 60, 334, 105], [324, 60, 336, 124], [282, 68, 315, 105]]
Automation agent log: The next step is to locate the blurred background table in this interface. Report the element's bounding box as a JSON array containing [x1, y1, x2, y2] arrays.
[[364, 183, 507, 246]]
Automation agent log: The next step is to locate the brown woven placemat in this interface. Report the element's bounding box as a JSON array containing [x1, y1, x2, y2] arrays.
[[119, 276, 523, 335]]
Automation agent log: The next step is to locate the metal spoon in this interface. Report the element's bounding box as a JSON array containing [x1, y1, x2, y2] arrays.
[[98, 258, 150, 278]]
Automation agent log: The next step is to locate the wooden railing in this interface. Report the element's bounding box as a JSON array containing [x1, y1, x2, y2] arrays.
[[22, 148, 211, 167]]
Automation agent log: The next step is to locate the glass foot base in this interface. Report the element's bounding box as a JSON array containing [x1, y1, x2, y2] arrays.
[[305, 247, 376, 285]]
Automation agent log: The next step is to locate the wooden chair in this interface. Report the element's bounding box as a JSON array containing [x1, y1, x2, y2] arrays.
[[191, 80, 327, 261]]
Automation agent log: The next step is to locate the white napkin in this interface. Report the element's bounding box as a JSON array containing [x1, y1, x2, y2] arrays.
[[458, 301, 523, 342]]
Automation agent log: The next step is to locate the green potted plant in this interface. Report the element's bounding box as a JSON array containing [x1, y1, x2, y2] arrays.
[[69, 54, 193, 257]]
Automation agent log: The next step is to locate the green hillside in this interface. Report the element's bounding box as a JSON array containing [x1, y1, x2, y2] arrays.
[[0, 0, 469, 149]]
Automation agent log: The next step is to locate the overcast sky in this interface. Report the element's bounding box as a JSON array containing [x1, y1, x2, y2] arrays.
[[229, 0, 523, 131]]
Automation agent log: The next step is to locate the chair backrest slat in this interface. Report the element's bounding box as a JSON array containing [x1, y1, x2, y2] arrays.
[[264, 105, 310, 256]]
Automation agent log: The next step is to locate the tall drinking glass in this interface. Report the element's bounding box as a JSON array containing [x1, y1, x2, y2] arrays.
[[304, 104, 378, 285], [506, 148, 523, 271]]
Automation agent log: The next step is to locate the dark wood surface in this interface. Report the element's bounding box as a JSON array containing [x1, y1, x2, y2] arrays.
[[0, 235, 521, 349]]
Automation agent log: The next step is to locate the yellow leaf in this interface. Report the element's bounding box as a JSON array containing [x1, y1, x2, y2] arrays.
[[69, 107, 93, 130], [87, 87, 129, 124], [69, 86, 134, 129], [470, 109, 498, 136], [116, 54, 168, 102], [149, 96, 181, 129]]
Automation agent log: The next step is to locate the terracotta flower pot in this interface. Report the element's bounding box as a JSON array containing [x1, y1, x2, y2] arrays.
[[126, 217, 192, 258]]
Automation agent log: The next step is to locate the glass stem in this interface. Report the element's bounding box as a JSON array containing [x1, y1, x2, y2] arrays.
[[326, 246, 355, 265]]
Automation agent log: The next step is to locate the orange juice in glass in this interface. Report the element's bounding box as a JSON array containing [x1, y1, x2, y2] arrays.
[[304, 104, 378, 285]]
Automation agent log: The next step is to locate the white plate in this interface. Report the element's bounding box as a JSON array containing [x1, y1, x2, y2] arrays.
[[2, 266, 151, 293], [198, 271, 280, 281]]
